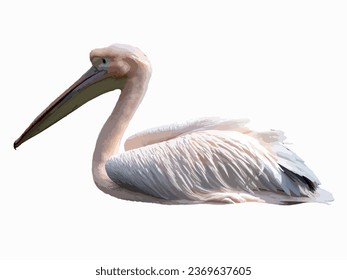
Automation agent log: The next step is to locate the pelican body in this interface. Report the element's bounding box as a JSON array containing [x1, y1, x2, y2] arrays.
[[14, 44, 333, 204]]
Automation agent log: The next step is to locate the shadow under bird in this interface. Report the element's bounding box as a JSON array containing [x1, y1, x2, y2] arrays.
[[14, 44, 333, 204]]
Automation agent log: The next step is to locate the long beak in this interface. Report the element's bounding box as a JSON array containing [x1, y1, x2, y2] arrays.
[[14, 66, 126, 149]]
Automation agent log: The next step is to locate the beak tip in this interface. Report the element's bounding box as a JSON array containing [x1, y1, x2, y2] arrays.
[[13, 140, 20, 150]]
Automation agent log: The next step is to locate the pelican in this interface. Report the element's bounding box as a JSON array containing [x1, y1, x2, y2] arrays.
[[14, 44, 333, 204]]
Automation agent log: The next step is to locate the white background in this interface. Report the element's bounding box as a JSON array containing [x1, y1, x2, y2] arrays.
[[1, 0, 347, 278]]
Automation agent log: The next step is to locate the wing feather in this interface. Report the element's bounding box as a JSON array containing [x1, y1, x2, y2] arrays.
[[124, 117, 249, 150], [106, 121, 322, 203]]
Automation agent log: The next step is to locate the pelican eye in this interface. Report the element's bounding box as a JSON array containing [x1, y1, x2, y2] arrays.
[[92, 57, 109, 70]]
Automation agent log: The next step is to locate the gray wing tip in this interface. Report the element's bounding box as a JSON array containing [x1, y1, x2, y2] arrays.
[[279, 164, 318, 192]]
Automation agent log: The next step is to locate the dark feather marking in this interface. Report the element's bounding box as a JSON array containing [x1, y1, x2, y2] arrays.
[[279, 164, 317, 192]]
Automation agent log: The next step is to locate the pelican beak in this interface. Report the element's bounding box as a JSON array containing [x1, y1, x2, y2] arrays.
[[14, 66, 126, 149]]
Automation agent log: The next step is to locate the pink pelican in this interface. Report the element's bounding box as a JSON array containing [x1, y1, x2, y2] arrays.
[[14, 44, 333, 204]]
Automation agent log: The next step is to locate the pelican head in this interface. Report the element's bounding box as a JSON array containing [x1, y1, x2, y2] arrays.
[[14, 44, 151, 149]]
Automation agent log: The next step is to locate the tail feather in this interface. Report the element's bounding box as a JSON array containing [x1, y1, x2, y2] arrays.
[[249, 128, 332, 203], [255, 187, 334, 205]]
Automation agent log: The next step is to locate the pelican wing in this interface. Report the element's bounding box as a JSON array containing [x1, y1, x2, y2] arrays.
[[106, 118, 321, 203]]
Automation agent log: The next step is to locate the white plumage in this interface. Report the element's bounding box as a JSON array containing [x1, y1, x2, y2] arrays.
[[106, 117, 329, 204]]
